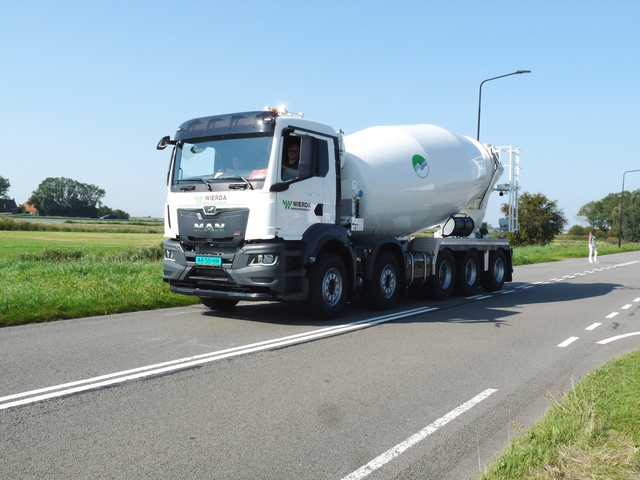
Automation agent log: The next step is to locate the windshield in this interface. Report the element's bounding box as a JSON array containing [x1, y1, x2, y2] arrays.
[[172, 135, 273, 190]]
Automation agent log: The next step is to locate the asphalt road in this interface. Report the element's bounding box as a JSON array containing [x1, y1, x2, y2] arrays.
[[2, 251, 639, 479]]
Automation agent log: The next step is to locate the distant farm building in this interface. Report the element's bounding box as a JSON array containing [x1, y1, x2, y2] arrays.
[[0, 198, 18, 214]]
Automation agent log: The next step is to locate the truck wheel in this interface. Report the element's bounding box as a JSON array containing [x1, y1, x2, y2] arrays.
[[482, 249, 506, 292], [200, 297, 239, 311], [455, 250, 480, 296], [364, 252, 400, 310], [428, 249, 456, 300], [308, 253, 347, 319]]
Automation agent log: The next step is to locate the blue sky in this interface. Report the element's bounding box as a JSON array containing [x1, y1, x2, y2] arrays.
[[2, 1, 639, 226]]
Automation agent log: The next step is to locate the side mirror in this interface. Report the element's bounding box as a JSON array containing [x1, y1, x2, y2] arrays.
[[269, 182, 290, 192], [157, 135, 175, 150]]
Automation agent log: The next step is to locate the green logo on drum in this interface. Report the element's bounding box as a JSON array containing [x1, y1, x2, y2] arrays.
[[412, 154, 429, 178]]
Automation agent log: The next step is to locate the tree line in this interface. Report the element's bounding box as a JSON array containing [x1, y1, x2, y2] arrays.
[[0, 175, 129, 219], [2, 174, 639, 244], [502, 189, 640, 246]]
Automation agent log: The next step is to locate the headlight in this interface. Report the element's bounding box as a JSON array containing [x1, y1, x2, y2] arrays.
[[248, 254, 278, 266], [164, 249, 176, 261]]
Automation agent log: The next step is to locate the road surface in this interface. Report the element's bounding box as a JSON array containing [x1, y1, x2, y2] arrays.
[[1, 252, 639, 479]]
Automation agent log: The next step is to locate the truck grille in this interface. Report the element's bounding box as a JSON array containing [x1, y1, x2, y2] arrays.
[[186, 267, 236, 286]]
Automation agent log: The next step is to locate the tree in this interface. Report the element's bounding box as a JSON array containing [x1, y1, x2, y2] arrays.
[[576, 192, 620, 232], [620, 189, 640, 242], [577, 188, 640, 242], [0, 176, 10, 199], [501, 192, 567, 246], [28, 177, 105, 217]]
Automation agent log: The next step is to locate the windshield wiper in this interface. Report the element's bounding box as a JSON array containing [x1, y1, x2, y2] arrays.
[[200, 178, 212, 191], [228, 177, 254, 190], [178, 177, 212, 191]]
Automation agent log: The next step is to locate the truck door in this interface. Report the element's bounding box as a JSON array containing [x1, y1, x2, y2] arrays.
[[275, 133, 337, 239]]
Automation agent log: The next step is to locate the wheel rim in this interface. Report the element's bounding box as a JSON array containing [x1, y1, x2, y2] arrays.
[[322, 268, 343, 307], [465, 259, 478, 286], [493, 258, 505, 283], [438, 261, 452, 289], [379, 265, 397, 299]]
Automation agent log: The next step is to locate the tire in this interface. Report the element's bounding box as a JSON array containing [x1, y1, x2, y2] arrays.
[[364, 251, 400, 310], [428, 249, 456, 300], [455, 250, 480, 296], [200, 297, 239, 311], [482, 249, 506, 292], [308, 253, 347, 319]]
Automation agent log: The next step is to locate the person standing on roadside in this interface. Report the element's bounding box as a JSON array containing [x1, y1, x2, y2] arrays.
[[589, 228, 598, 263]]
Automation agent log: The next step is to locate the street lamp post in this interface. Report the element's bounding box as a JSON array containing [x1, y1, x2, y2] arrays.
[[476, 70, 531, 141], [618, 169, 640, 247]]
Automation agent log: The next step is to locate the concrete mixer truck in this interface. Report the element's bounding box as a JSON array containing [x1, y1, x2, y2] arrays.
[[158, 108, 514, 319]]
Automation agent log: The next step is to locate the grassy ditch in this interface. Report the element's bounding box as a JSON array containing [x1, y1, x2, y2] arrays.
[[511, 236, 640, 265], [478, 350, 640, 479]]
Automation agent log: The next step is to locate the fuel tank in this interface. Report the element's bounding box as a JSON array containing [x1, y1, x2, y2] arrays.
[[341, 124, 498, 236]]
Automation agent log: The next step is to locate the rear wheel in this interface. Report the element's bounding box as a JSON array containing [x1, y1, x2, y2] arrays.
[[482, 249, 506, 291], [199, 297, 239, 311], [364, 252, 400, 310], [455, 250, 480, 296], [308, 253, 347, 319], [428, 249, 456, 300]]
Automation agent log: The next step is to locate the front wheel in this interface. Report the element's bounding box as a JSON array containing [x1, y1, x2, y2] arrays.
[[364, 252, 400, 310], [308, 253, 347, 319], [200, 297, 239, 311]]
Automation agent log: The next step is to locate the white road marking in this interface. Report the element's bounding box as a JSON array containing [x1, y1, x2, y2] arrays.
[[0, 307, 438, 410], [341, 388, 497, 480], [558, 337, 579, 348], [606, 312, 619, 319], [585, 323, 602, 331], [597, 332, 640, 345], [622, 304, 632, 310]]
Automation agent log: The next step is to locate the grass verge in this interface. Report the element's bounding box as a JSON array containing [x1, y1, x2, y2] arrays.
[[0, 246, 198, 327], [478, 350, 640, 479]]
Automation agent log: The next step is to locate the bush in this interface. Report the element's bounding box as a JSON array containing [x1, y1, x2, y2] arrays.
[[567, 225, 588, 236]]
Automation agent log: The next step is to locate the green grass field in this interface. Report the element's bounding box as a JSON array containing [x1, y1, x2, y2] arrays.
[[0, 228, 198, 327]]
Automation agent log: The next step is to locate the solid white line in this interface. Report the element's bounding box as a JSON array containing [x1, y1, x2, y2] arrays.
[[585, 323, 602, 331], [1, 307, 438, 410], [606, 312, 619, 319], [558, 337, 579, 348], [618, 261, 640, 267], [597, 332, 640, 345], [340, 388, 497, 480]]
